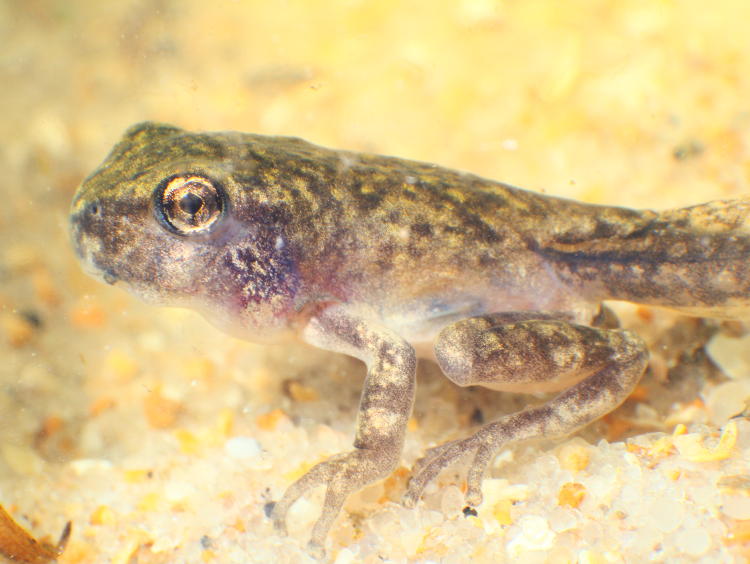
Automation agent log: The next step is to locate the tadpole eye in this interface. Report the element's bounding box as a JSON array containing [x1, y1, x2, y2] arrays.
[[156, 174, 225, 234]]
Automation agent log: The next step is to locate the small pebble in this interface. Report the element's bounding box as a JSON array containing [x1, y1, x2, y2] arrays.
[[706, 333, 750, 380], [2, 312, 36, 347], [721, 494, 750, 520], [164, 480, 196, 503], [558, 482, 586, 508], [705, 380, 750, 425], [507, 515, 555, 555], [548, 506, 578, 533], [557, 440, 591, 472], [333, 548, 357, 564], [673, 526, 711, 556], [225, 437, 262, 459], [648, 498, 684, 533]]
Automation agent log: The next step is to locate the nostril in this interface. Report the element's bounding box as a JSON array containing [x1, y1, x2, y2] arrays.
[[102, 271, 118, 285]]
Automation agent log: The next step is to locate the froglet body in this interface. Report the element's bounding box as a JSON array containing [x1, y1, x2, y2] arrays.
[[70, 122, 750, 554]]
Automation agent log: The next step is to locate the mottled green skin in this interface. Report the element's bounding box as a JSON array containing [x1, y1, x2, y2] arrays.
[[70, 123, 750, 554], [71, 123, 750, 341]]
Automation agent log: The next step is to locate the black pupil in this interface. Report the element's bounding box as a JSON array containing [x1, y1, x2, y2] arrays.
[[179, 192, 204, 215]]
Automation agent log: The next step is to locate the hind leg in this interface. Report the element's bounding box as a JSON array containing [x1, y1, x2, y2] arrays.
[[403, 314, 648, 508]]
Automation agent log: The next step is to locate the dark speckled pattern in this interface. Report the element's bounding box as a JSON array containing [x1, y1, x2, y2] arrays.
[[72, 123, 750, 333], [70, 123, 750, 554]]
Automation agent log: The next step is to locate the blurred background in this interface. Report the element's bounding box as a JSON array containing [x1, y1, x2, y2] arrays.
[[1, 1, 750, 561]]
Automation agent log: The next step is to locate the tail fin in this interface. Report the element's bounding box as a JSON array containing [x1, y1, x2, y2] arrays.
[[533, 197, 750, 316]]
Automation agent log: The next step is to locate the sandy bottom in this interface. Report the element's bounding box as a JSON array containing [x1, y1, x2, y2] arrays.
[[2, 1, 750, 562]]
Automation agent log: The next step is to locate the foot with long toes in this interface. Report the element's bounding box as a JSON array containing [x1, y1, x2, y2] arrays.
[[403, 432, 491, 508], [271, 447, 399, 556]]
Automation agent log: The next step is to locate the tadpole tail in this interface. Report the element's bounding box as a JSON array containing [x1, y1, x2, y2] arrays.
[[530, 197, 750, 314]]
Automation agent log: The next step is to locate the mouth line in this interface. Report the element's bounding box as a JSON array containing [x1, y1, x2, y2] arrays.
[[69, 219, 119, 286]]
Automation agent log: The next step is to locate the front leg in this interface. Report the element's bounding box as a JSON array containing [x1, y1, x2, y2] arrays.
[[270, 304, 416, 555]]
